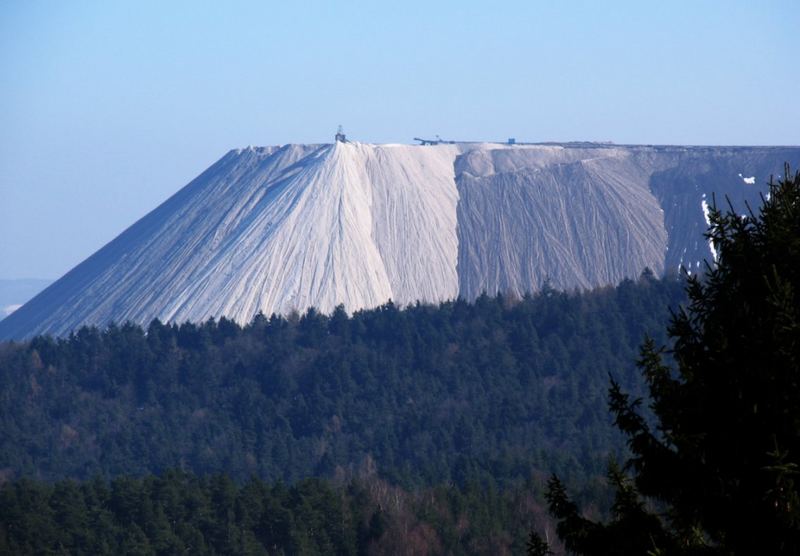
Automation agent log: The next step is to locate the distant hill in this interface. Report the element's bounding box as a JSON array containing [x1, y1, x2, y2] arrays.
[[0, 279, 52, 321], [1, 141, 797, 339]]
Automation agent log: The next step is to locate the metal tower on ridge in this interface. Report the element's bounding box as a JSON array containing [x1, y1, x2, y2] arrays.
[[335, 125, 347, 143]]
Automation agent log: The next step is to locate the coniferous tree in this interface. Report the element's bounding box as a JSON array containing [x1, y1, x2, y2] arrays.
[[538, 166, 800, 554]]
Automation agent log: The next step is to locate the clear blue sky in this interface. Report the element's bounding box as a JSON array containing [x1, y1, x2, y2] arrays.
[[1, 1, 798, 280]]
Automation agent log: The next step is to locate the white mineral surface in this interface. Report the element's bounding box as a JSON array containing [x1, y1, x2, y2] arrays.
[[1, 142, 796, 339]]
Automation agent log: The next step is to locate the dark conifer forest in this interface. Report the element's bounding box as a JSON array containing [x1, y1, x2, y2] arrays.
[[0, 472, 541, 554], [0, 274, 686, 553], [532, 168, 800, 555], [0, 276, 684, 485]]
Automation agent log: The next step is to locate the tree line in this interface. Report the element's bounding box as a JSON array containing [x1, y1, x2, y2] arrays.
[[0, 469, 548, 555], [0, 274, 684, 491]]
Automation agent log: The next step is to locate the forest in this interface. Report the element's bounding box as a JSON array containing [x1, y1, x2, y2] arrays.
[[0, 470, 550, 555], [0, 274, 684, 488], [0, 274, 687, 553]]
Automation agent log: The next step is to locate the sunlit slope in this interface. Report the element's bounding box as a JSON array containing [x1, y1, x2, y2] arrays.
[[0, 142, 796, 339], [455, 146, 666, 297], [0, 142, 461, 338]]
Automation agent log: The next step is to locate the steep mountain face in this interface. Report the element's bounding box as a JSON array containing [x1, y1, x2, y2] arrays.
[[1, 142, 797, 339], [455, 147, 667, 297], [642, 147, 798, 273]]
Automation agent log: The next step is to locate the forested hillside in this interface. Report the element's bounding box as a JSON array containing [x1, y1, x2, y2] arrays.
[[0, 273, 684, 491], [0, 471, 549, 555]]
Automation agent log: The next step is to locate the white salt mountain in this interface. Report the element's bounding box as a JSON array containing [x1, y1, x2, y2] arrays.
[[1, 142, 798, 339]]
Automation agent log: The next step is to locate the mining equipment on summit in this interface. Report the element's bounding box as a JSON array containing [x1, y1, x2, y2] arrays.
[[335, 125, 347, 143], [414, 136, 519, 146], [414, 135, 452, 146]]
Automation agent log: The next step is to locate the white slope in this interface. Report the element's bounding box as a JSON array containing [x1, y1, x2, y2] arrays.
[[1, 141, 796, 340], [171, 141, 390, 319], [0, 142, 461, 338], [171, 141, 462, 319], [454, 146, 668, 297], [364, 143, 461, 304]]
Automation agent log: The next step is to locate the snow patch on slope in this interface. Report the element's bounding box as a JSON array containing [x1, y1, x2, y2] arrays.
[[701, 199, 719, 262]]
